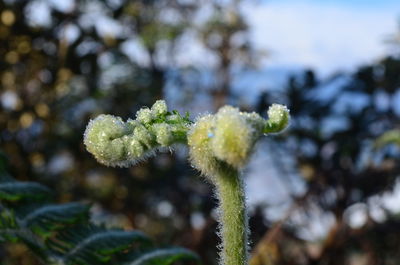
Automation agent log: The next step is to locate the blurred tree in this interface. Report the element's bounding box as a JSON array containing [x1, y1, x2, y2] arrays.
[[2, 0, 400, 265], [251, 54, 400, 265], [0, 0, 259, 264]]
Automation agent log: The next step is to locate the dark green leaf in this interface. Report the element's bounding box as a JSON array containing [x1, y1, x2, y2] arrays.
[[21, 203, 90, 236], [0, 182, 52, 201]]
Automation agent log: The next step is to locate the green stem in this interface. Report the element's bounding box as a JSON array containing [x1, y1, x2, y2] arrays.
[[214, 167, 248, 265]]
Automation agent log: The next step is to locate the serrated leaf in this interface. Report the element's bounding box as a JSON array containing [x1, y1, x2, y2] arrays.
[[49, 225, 150, 264], [21, 203, 90, 236], [0, 156, 200, 265], [126, 248, 200, 265], [0, 182, 52, 201]]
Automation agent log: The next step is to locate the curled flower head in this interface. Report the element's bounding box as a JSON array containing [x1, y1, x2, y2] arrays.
[[83, 100, 191, 167], [83, 114, 131, 166], [211, 106, 261, 168], [187, 107, 264, 175], [187, 104, 290, 178], [84, 100, 289, 172]]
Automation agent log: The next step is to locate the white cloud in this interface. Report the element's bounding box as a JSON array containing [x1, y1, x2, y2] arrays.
[[242, 2, 399, 75]]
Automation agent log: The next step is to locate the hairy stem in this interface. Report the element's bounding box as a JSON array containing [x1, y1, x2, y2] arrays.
[[214, 167, 248, 265]]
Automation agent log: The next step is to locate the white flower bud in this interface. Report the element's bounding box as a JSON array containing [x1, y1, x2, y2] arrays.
[[133, 125, 154, 149], [136, 108, 153, 124], [83, 114, 129, 166], [151, 100, 168, 116], [152, 123, 173, 146], [211, 106, 256, 168], [124, 135, 145, 158], [265, 104, 290, 133]]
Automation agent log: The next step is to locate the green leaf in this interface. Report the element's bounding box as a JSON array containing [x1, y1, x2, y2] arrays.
[[49, 225, 150, 264], [21, 203, 90, 236], [0, 209, 19, 242], [0, 182, 52, 201], [126, 248, 200, 265], [375, 129, 400, 149], [0, 153, 200, 265]]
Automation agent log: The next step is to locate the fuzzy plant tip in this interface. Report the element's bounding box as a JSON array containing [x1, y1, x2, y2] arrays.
[[83, 100, 191, 167], [83, 100, 290, 265], [84, 100, 290, 171], [188, 104, 290, 176], [264, 104, 290, 134]]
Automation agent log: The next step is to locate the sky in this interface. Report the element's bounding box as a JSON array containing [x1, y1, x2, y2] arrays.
[[34, 0, 400, 78], [243, 0, 400, 76]]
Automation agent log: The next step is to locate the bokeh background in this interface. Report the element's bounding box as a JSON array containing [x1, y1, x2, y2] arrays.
[[1, 0, 400, 264]]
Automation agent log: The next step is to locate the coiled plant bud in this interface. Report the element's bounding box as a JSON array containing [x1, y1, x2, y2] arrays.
[[83, 100, 191, 167], [186, 104, 290, 265], [84, 100, 290, 265], [83, 114, 129, 166], [211, 106, 263, 168], [188, 104, 288, 175]]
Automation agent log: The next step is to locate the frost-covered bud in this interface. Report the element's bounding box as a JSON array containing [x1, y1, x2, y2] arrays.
[[187, 115, 218, 177], [84, 101, 194, 168], [264, 104, 290, 133], [211, 106, 259, 168], [136, 107, 153, 124], [187, 104, 290, 175], [152, 123, 173, 146], [124, 135, 145, 159], [133, 125, 154, 149], [83, 114, 130, 166], [151, 100, 168, 116], [126, 118, 140, 130]]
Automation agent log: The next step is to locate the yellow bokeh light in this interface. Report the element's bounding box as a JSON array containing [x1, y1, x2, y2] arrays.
[[30, 152, 45, 168], [57, 68, 72, 82], [1, 10, 15, 26], [35, 103, 50, 118], [17, 41, 31, 54], [5, 51, 19, 64], [20, 112, 35, 128], [2, 71, 15, 86]]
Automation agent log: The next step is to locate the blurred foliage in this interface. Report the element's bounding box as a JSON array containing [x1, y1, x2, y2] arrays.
[[251, 55, 400, 264], [0, 0, 256, 264], [375, 130, 400, 148], [0, 151, 199, 265], [1, 0, 400, 265]]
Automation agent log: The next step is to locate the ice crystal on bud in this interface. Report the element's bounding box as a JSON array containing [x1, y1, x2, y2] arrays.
[[153, 123, 173, 146], [151, 100, 168, 116], [136, 108, 153, 124], [264, 104, 290, 133]]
